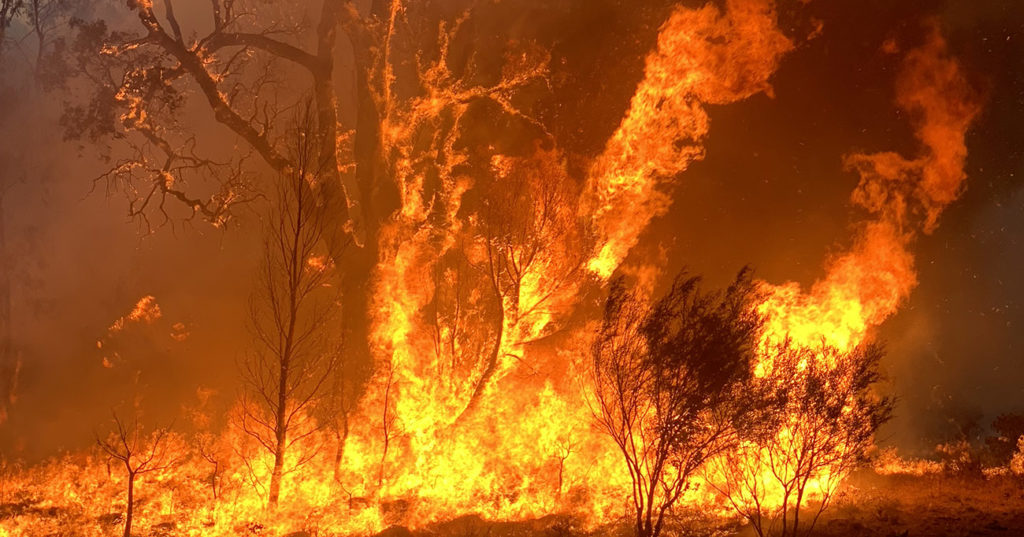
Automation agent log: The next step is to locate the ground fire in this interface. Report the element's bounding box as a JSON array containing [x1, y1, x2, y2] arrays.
[[0, 0, 1020, 537]]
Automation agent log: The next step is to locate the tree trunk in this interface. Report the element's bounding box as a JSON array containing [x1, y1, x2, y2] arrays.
[[332, 416, 349, 483], [268, 361, 288, 508], [339, 21, 400, 394], [269, 338, 289, 508], [339, 247, 374, 382], [124, 472, 135, 537], [268, 447, 285, 508], [209, 462, 219, 499], [455, 285, 505, 425], [793, 480, 806, 537]]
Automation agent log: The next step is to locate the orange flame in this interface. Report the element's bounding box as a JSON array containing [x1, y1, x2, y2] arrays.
[[729, 23, 982, 514], [759, 23, 981, 354], [0, 7, 985, 537], [583, 0, 793, 278]]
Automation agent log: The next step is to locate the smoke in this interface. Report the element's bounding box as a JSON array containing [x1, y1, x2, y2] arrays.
[[0, 8, 260, 458]]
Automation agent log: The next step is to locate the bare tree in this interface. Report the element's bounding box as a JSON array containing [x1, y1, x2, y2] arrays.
[[591, 269, 766, 537], [238, 105, 341, 508], [0, 0, 67, 66], [95, 411, 180, 537], [194, 431, 226, 500], [0, 0, 22, 51], [707, 341, 894, 537], [551, 431, 578, 500], [184, 388, 230, 501]]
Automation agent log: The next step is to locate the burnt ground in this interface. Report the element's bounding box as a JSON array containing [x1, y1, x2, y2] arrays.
[[383, 474, 1024, 537]]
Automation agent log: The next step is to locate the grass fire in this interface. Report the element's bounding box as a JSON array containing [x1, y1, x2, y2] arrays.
[[0, 1, 1021, 536]]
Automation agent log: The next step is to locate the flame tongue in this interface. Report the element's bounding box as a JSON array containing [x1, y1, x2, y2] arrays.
[[759, 23, 981, 354], [583, 0, 794, 279], [724, 23, 983, 516], [363, 0, 988, 526]]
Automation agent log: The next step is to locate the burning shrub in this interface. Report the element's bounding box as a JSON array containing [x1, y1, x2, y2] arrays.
[[706, 341, 893, 537], [935, 440, 984, 477], [1008, 437, 1024, 476], [873, 447, 943, 477], [591, 268, 766, 537]]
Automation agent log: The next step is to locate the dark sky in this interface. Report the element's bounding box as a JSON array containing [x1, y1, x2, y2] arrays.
[[0, 0, 1022, 458]]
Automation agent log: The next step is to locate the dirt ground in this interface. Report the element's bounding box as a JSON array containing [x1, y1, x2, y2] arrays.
[[808, 472, 1024, 537], [4, 469, 1023, 536]]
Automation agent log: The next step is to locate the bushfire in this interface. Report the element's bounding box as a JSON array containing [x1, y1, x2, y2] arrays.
[[0, 0, 1010, 536]]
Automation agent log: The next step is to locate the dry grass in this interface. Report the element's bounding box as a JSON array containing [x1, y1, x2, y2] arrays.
[[810, 470, 1024, 536]]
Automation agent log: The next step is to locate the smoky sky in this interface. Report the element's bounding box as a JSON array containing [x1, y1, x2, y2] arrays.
[[0, 0, 1022, 460]]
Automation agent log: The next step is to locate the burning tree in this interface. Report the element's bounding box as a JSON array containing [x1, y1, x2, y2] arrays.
[[428, 149, 584, 425], [52, 0, 556, 382], [319, 342, 362, 484], [95, 411, 180, 537], [591, 269, 767, 537], [238, 107, 341, 508], [707, 341, 894, 537]]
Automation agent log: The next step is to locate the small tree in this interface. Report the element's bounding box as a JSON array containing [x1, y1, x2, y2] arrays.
[[591, 268, 765, 537], [239, 105, 340, 508], [708, 341, 893, 537], [95, 411, 179, 537]]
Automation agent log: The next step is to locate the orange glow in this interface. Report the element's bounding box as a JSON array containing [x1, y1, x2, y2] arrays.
[[0, 5, 985, 537]]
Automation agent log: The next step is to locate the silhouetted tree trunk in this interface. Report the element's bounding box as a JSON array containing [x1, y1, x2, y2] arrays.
[[123, 469, 135, 537], [332, 414, 349, 482]]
